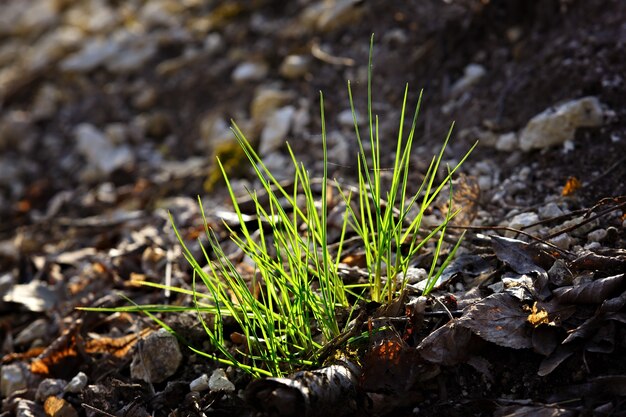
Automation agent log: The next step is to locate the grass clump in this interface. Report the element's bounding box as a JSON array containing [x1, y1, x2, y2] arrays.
[[87, 36, 475, 378]]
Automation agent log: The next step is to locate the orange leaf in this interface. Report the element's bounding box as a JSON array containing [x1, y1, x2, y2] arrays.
[[562, 176, 582, 196]]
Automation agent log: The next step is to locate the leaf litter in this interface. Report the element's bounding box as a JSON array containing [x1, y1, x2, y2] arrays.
[[2, 1, 626, 416]]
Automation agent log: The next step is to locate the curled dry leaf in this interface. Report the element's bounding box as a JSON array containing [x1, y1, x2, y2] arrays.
[[419, 293, 534, 367], [553, 273, 625, 304], [494, 404, 577, 417], [244, 359, 360, 417], [418, 320, 473, 366], [461, 293, 533, 349]]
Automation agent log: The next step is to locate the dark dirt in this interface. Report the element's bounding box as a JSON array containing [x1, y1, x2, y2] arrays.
[[1, 1, 626, 416]]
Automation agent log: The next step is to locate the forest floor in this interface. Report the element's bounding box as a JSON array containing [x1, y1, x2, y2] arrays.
[[1, 1, 625, 416]]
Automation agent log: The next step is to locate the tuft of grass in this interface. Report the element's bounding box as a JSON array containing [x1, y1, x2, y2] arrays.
[[82, 35, 475, 378], [338, 36, 475, 303]]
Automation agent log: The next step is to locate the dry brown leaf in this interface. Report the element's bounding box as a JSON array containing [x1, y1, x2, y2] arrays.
[[461, 293, 533, 349], [561, 176, 582, 196], [553, 274, 626, 304]]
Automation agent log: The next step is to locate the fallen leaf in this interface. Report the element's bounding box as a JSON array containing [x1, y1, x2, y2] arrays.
[[561, 176, 581, 196], [491, 236, 551, 298], [461, 293, 533, 349], [417, 320, 473, 366], [553, 274, 626, 304]]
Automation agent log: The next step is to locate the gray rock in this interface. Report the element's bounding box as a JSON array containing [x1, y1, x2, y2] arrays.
[[60, 38, 120, 72], [260, 153, 295, 182], [505, 212, 540, 237], [587, 228, 607, 243], [15, 318, 49, 345], [130, 328, 182, 383], [538, 202, 564, 220], [1, 363, 28, 397], [251, 88, 294, 120], [189, 374, 210, 392], [232, 61, 269, 83], [519, 97, 605, 151], [36, 378, 67, 402], [550, 233, 573, 250], [105, 35, 156, 74], [315, 0, 364, 32], [495, 132, 518, 152], [208, 368, 235, 393], [65, 372, 88, 394], [75, 123, 134, 175], [450, 63, 486, 98], [259, 106, 295, 155], [279, 55, 310, 79], [338, 109, 361, 129]]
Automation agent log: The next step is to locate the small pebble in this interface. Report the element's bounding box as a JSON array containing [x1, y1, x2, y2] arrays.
[[587, 228, 607, 243], [189, 374, 210, 392], [538, 202, 564, 219], [36, 378, 67, 402], [505, 212, 540, 237], [232, 61, 268, 83], [130, 328, 182, 383], [65, 372, 87, 393], [550, 234, 573, 250], [495, 132, 518, 152], [279, 55, 310, 79], [259, 106, 295, 155], [208, 368, 235, 393], [15, 318, 49, 345], [1, 363, 28, 397]]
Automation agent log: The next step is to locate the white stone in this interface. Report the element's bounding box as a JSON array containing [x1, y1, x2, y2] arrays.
[[1, 363, 27, 397], [65, 372, 88, 393], [519, 97, 605, 151], [203, 33, 223, 54], [259, 106, 295, 155], [250, 88, 294, 120], [279, 55, 310, 79], [189, 374, 210, 392], [75, 123, 134, 175], [495, 132, 518, 152], [106, 38, 156, 73], [338, 109, 361, 129], [232, 61, 268, 83], [587, 228, 607, 243], [60, 38, 120, 72], [397, 267, 428, 284], [505, 212, 540, 237], [139, 0, 180, 27], [450, 63, 486, 97], [14, 318, 48, 345], [477, 175, 492, 190], [550, 234, 573, 250], [538, 202, 564, 219], [260, 152, 294, 182], [36, 379, 67, 402], [208, 369, 235, 393], [315, 0, 364, 32]]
